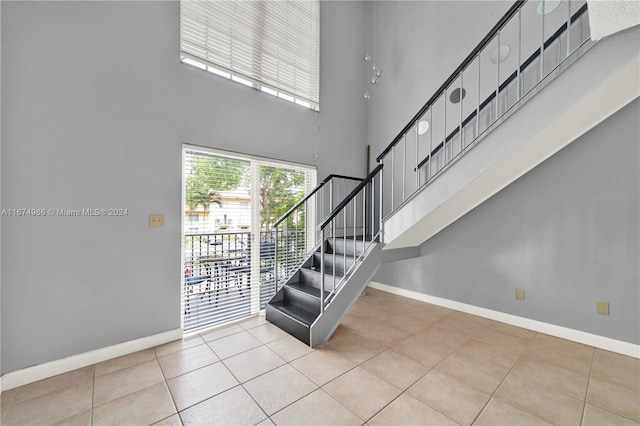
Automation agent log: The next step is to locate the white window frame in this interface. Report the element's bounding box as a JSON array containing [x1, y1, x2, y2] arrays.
[[181, 144, 317, 330], [180, 0, 320, 111]]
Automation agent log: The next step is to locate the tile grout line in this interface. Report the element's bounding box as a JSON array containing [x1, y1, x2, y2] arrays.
[[579, 346, 596, 425], [473, 330, 545, 425], [336, 304, 485, 425], [238, 340, 311, 425], [402, 328, 494, 426], [152, 342, 182, 424], [468, 327, 539, 426], [345, 313, 473, 426], [90, 365, 96, 426], [1, 387, 19, 424]]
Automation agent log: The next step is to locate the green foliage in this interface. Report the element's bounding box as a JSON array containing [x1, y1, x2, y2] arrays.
[[185, 156, 248, 211], [185, 155, 306, 230], [259, 166, 306, 230]]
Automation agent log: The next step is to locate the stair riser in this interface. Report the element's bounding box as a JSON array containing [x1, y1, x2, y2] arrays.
[[265, 305, 310, 345], [327, 239, 367, 257], [299, 269, 321, 288], [283, 286, 321, 315], [307, 252, 354, 275], [298, 269, 343, 294]]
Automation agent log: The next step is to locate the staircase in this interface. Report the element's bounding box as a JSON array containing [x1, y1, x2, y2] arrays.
[[265, 0, 636, 346], [266, 236, 380, 345], [266, 167, 383, 346]]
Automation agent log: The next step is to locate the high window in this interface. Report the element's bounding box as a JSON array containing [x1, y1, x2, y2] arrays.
[[180, 0, 320, 110]]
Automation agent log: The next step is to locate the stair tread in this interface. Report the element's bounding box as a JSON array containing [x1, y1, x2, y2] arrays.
[[269, 300, 317, 326], [287, 281, 330, 299], [301, 265, 346, 277]]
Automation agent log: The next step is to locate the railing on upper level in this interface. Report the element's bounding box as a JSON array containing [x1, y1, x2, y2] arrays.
[[317, 164, 383, 313], [377, 0, 592, 221], [273, 174, 364, 291]]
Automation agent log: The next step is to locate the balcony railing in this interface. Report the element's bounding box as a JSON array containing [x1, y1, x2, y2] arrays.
[[182, 230, 302, 330], [377, 0, 592, 220]]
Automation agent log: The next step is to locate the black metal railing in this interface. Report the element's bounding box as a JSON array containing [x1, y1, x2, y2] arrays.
[[377, 0, 592, 219], [273, 174, 363, 291], [317, 164, 383, 312]]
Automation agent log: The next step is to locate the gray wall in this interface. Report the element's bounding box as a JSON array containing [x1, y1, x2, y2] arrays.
[[0, 1, 366, 374], [375, 99, 640, 344]]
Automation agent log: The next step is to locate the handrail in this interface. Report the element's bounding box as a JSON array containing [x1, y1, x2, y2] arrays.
[[323, 174, 364, 183], [412, 3, 589, 172], [273, 173, 364, 228], [376, 0, 525, 162], [319, 164, 384, 231], [273, 182, 325, 228], [317, 163, 384, 313]]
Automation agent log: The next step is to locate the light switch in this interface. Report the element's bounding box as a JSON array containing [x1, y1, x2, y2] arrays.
[[149, 214, 164, 227], [597, 301, 610, 315]]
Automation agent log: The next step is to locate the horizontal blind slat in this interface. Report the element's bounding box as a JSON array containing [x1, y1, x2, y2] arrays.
[[180, 0, 319, 107]]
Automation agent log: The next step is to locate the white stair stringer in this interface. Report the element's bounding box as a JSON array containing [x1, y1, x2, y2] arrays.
[[309, 243, 381, 346]]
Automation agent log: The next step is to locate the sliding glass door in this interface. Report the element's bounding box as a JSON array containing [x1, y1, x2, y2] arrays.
[[182, 147, 315, 331]]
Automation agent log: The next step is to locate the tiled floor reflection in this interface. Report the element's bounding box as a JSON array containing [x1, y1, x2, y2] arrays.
[[2, 287, 639, 425]]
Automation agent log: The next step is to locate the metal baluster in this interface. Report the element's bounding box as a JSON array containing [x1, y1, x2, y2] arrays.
[[353, 198, 356, 256], [429, 108, 433, 180], [415, 125, 419, 189], [402, 135, 406, 202], [371, 178, 375, 238], [541, 0, 545, 81], [332, 215, 336, 292], [518, 7, 522, 99], [320, 227, 325, 313], [343, 209, 347, 289], [284, 221, 288, 279], [566, 0, 571, 58], [476, 53, 481, 138], [379, 163, 384, 234], [496, 30, 500, 122], [460, 72, 464, 153], [363, 183, 367, 244], [274, 228, 278, 290], [390, 147, 395, 212], [443, 88, 448, 165]]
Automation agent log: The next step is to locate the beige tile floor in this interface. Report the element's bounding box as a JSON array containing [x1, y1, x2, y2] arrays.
[[2, 287, 639, 426]]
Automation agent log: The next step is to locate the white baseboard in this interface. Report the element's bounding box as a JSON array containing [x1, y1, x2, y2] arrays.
[[368, 281, 640, 358], [1, 328, 183, 391]]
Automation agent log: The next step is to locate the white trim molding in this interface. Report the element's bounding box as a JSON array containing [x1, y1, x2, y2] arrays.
[[1, 328, 183, 391], [368, 281, 640, 358]]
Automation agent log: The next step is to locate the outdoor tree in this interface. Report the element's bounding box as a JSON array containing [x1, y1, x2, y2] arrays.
[[185, 156, 249, 211], [259, 166, 306, 230], [185, 156, 306, 231]]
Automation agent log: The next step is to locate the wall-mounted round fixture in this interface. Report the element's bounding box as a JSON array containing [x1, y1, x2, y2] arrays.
[[449, 87, 466, 104], [363, 91, 371, 100], [418, 120, 430, 135], [537, 0, 561, 15], [490, 44, 511, 64]]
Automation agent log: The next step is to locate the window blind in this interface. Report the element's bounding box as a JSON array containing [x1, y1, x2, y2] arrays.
[[183, 147, 316, 331], [180, 0, 320, 110]]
